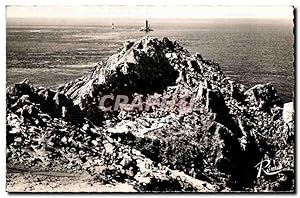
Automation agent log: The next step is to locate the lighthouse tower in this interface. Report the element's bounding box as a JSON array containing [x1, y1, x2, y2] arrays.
[[140, 20, 153, 32], [145, 20, 149, 29]]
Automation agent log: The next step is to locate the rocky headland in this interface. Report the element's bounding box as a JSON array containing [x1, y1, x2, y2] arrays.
[[6, 37, 294, 192]]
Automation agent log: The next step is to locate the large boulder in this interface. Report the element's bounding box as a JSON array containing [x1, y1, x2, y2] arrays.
[[283, 102, 294, 123]]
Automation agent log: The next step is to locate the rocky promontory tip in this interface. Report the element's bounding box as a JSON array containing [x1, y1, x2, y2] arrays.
[[6, 36, 294, 192]]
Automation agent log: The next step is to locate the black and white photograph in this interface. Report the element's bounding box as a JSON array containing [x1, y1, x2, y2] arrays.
[[5, 4, 295, 192]]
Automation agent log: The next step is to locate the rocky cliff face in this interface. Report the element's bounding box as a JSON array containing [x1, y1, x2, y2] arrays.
[[60, 38, 181, 104], [6, 36, 294, 192]]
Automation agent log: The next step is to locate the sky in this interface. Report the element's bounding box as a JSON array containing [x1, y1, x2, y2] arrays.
[[6, 5, 294, 19]]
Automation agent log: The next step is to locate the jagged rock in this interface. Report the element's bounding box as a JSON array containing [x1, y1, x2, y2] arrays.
[[283, 102, 294, 123], [206, 89, 227, 114], [61, 136, 68, 145], [60, 37, 181, 106], [91, 140, 98, 147], [228, 80, 245, 103], [245, 83, 283, 111], [14, 137, 22, 143]]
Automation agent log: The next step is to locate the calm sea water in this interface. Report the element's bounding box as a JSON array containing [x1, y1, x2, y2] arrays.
[[6, 18, 294, 102]]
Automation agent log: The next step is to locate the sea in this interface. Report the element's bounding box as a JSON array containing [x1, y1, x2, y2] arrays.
[[6, 18, 294, 103]]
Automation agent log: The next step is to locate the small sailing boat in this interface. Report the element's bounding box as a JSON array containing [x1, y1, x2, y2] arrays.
[[112, 23, 115, 30], [140, 20, 153, 32]]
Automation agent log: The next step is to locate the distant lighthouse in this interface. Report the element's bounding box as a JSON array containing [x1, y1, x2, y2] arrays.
[[140, 20, 153, 32]]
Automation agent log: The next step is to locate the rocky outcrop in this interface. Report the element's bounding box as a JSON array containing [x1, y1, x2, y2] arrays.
[[245, 83, 283, 112], [6, 36, 294, 192], [59, 37, 181, 105], [7, 79, 83, 123], [283, 102, 294, 123]]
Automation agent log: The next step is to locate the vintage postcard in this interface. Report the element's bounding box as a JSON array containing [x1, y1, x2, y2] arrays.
[[6, 5, 295, 192]]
